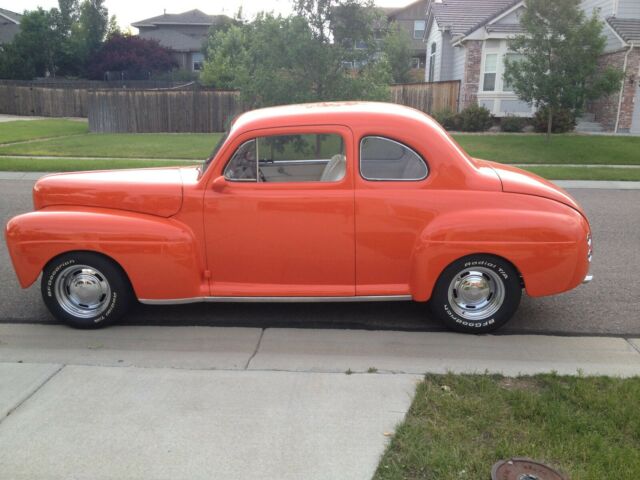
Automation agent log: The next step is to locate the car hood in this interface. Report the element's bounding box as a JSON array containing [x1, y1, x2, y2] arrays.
[[33, 167, 186, 217], [475, 159, 586, 218]]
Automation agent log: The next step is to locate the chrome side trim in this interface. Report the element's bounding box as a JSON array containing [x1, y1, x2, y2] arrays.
[[582, 274, 593, 284], [139, 295, 413, 305]]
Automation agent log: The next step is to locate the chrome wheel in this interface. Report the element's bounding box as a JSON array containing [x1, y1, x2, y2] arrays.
[[54, 264, 112, 319], [447, 266, 505, 321]]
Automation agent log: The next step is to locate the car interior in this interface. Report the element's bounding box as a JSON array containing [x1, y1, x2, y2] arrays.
[[223, 133, 427, 183]]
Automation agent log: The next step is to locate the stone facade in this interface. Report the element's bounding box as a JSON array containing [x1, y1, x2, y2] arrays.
[[588, 48, 640, 132], [460, 40, 482, 109]]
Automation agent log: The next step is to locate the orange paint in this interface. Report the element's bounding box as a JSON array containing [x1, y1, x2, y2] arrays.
[[4, 102, 591, 303]]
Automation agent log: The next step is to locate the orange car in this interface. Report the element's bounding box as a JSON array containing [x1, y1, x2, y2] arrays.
[[5, 102, 592, 333]]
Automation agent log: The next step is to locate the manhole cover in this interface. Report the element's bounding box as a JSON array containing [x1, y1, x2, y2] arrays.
[[492, 458, 567, 480]]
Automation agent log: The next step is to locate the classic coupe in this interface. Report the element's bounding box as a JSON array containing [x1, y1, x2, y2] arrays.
[[5, 102, 592, 333]]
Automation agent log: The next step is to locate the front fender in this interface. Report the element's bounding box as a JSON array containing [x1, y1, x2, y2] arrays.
[[5, 207, 207, 300], [410, 202, 590, 300]]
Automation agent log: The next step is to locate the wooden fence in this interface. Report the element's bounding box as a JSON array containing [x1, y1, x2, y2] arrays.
[[0, 84, 89, 117], [389, 80, 460, 114], [0, 80, 460, 132], [88, 89, 243, 133]]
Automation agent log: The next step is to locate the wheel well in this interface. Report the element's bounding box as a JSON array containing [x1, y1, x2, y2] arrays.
[[441, 253, 525, 289], [44, 250, 134, 290]]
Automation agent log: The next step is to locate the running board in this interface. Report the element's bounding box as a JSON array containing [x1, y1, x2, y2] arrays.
[[139, 295, 413, 305]]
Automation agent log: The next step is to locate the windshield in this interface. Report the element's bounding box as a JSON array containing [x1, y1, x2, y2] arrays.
[[201, 132, 229, 174]]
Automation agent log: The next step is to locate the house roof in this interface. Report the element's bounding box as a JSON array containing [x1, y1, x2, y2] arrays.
[[132, 9, 230, 28], [385, 0, 426, 18], [0, 7, 21, 24], [607, 17, 640, 44], [139, 29, 204, 52], [428, 0, 520, 38]]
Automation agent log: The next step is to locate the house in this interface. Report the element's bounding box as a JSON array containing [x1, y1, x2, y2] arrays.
[[422, 0, 640, 133], [582, 0, 640, 133], [0, 7, 21, 45], [132, 9, 233, 73], [385, 0, 429, 74], [423, 0, 531, 116]]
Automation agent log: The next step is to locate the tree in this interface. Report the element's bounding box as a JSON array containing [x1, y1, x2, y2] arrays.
[[201, 3, 391, 108], [503, 0, 622, 140], [70, 0, 108, 73], [87, 34, 177, 79], [0, 0, 112, 79], [0, 8, 64, 78], [383, 22, 413, 84]]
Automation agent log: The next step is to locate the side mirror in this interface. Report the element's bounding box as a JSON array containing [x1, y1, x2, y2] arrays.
[[211, 175, 228, 192]]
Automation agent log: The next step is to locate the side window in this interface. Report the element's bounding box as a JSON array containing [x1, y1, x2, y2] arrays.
[[224, 139, 257, 181], [360, 136, 428, 181], [224, 134, 345, 183]]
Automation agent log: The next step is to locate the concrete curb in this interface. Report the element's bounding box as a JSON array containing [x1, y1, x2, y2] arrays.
[[1, 324, 639, 377], [1, 171, 640, 189]]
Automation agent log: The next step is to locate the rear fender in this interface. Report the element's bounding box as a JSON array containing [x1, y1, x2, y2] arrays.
[[5, 207, 207, 300], [410, 205, 590, 300]]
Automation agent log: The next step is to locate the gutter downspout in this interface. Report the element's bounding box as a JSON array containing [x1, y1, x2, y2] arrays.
[[615, 42, 634, 133]]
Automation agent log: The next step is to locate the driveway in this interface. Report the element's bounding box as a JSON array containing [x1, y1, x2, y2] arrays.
[[1, 178, 639, 335]]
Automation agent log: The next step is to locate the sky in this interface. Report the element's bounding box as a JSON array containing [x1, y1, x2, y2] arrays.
[[5, 0, 416, 32]]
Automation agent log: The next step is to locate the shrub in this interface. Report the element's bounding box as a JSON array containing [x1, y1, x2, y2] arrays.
[[458, 105, 493, 132], [432, 109, 461, 131], [500, 115, 530, 133], [533, 107, 576, 133]]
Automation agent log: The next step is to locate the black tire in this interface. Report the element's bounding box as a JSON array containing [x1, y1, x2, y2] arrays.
[[41, 252, 133, 329], [429, 254, 522, 334]]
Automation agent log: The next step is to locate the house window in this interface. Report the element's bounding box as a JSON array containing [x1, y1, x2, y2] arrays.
[[428, 43, 436, 82], [410, 57, 420, 69], [413, 20, 426, 39], [502, 53, 524, 92], [192, 53, 205, 72], [482, 53, 497, 92]]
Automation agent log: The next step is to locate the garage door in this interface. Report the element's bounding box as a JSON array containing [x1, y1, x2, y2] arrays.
[[631, 85, 640, 135]]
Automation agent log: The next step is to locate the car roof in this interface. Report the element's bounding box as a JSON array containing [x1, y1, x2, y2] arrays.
[[229, 101, 433, 134]]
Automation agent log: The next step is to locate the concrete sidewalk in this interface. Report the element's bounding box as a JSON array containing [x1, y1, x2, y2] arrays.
[[1, 324, 639, 480]]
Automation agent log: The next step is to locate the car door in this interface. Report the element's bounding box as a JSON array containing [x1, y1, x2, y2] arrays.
[[354, 135, 432, 297], [203, 125, 356, 297]]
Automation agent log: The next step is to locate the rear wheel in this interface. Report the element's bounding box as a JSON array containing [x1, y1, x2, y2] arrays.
[[430, 255, 521, 333], [41, 252, 133, 329]]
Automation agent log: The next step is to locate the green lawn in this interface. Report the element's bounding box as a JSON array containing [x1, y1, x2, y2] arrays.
[[0, 121, 638, 180], [0, 119, 88, 144], [375, 373, 640, 480], [452, 134, 640, 165], [0, 157, 195, 172], [0, 132, 221, 159]]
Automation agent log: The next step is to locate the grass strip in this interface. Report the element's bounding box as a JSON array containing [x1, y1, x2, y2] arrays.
[[375, 373, 640, 480], [453, 134, 640, 166], [0, 132, 221, 159], [522, 166, 640, 181], [0, 119, 88, 144], [0, 157, 196, 172]]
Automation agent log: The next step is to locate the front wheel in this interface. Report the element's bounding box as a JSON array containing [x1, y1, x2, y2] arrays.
[[41, 252, 133, 329], [429, 255, 522, 334]]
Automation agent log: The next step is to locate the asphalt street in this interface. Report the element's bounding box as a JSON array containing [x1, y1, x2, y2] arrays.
[[1, 178, 639, 336]]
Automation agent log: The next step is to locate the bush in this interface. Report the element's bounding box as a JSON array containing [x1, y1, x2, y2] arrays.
[[432, 109, 461, 131], [533, 107, 576, 133], [500, 115, 530, 133], [458, 105, 493, 132]]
